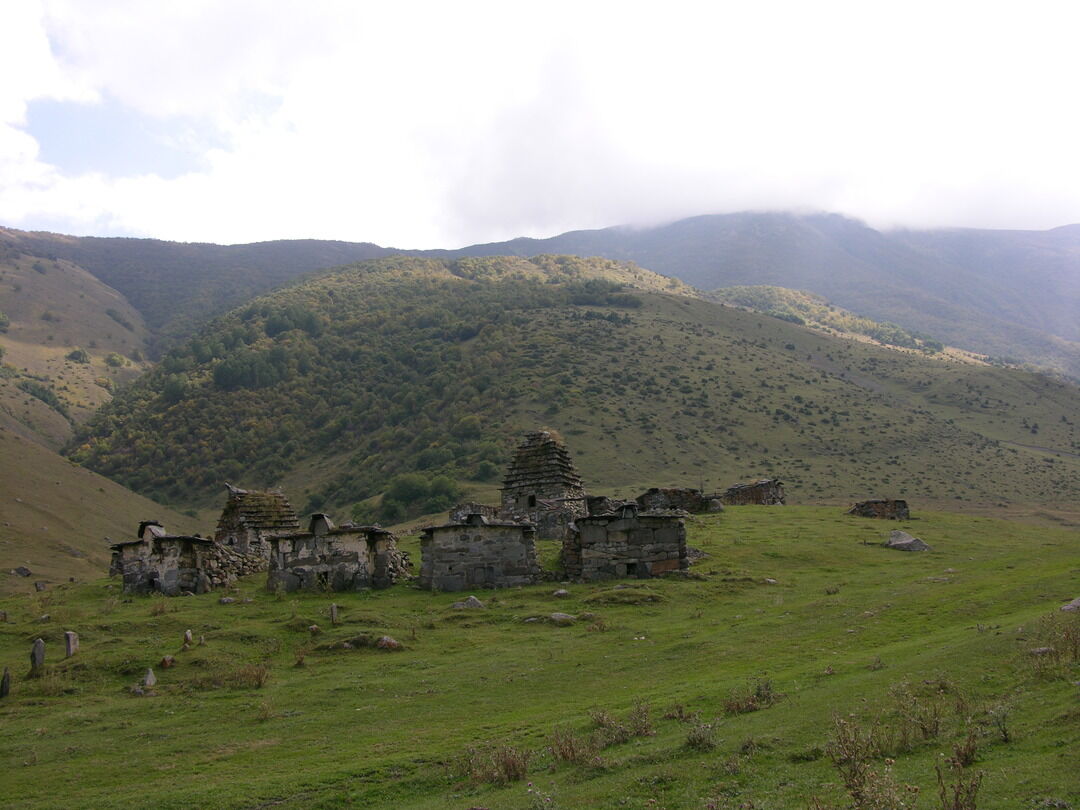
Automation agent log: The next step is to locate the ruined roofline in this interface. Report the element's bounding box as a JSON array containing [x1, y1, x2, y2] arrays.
[[111, 534, 214, 549]]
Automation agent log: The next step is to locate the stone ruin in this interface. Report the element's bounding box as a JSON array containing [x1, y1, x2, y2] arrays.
[[635, 487, 724, 514], [499, 430, 586, 538], [562, 502, 687, 581], [847, 499, 910, 520], [721, 478, 786, 505], [110, 521, 263, 596], [267, 513, 409, 593], [419, 513, 540, 591], [448, 501, 501, 523], [214, 484, 300, 558]]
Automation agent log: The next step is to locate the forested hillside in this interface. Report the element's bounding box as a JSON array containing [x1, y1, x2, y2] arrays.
[[442, 213, 1080, 378], [68, 255, 1080, 519], [0, 227, 392, 349]]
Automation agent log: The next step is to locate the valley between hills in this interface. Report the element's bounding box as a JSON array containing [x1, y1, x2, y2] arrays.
[[0, 220, 1077, 809]]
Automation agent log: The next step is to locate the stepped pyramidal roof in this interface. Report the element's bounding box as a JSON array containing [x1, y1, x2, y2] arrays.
[[215, 484, 301, 538], [501, 430, 584, 494]]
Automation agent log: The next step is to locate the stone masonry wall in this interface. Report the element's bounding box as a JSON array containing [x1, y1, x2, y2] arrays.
[[563, 507, 687, 581], [267, 529, 407, 592], [419, 518, 540, 591]]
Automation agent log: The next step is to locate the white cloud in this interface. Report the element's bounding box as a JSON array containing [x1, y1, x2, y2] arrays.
[[2, 0, 1080, 245]]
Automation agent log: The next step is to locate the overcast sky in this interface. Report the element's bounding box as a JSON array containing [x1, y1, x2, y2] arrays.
[[2, 0, 1079, 248]]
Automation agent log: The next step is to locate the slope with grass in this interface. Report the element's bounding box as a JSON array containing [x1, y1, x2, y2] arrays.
[[0, 227, 393, 348], [0, 426, 201, 595], [65, 255, 1080, 522], [0, 246, 152, 449], [0, 507, 1076, 808], [442, 212, 1080, 379]]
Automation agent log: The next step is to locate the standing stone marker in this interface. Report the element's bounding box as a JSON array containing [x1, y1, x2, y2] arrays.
[[30, 638, 45, 673], [183, 629, 193, 645], [143, 668, 156, 688], [330, 604, 339, 625], [0, 667, 10, 698], [0, 609, 7, 622], [64, 631, 79, 658]]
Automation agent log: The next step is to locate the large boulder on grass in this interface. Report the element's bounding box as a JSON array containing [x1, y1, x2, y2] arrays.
[[884, 530, 931, 552]]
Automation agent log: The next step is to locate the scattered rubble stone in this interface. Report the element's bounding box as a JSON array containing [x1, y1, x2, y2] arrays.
[[1060, 597, 1080, 612], [308, 624, 321, 635], [160, 655, 176, 669], [452, 595, 486, 609], [13, 566, 31, 577], [1029, 647, 1055, 656], [34, 581, 47, 592], [376, 635, 402, 650], [549, 613, 576, 626], [847, 499, 910, 520], [218, 597, 236, 604], [552, 589, 571, 598]]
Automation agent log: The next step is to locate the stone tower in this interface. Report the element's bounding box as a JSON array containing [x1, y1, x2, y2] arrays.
[[500, 430, 586, 537]]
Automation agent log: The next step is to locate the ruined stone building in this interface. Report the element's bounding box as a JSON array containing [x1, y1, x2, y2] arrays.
[[110, 521, 263, 596], [562, 502, 687, 581], [847, 499, 910, 520], [214, 484, 301, 557], [721, 478, 786, 505], [499, 430, 586, 537], [267, 513, 409, 593], [635, 487, 724, 513], [449, 501, 501, 523], [419, 512, 540, 591]]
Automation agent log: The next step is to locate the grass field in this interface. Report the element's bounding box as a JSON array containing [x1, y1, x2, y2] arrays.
[[0, 506, 1076, 809]]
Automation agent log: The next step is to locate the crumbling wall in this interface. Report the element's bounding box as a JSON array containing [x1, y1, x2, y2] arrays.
[[449, 502, 501, 523], [267, 527, 408, 593], [635, 487, 724, 513], [847, 499, 910, 520], [419, 515, 540, 591], [562, 505, 687, 581], [111, 536, 263, 596], [721, 479, 786, 505]]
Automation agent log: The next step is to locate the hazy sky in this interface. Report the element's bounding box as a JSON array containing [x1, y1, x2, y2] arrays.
[[2, 0, 1080, 248]]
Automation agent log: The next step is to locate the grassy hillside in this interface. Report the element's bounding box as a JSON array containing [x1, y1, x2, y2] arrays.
[[0, 227, 393, 349], [0, 426, 201, 595], [0, 247, 152, 449], [709, 285, 946, 353], [65, 256, 1080, 522], [0, 507, 1076, 808], [441, 213, 1080, 379]]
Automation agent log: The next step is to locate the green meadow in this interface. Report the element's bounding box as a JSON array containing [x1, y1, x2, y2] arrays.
[[1, 506, 1076, 809]]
